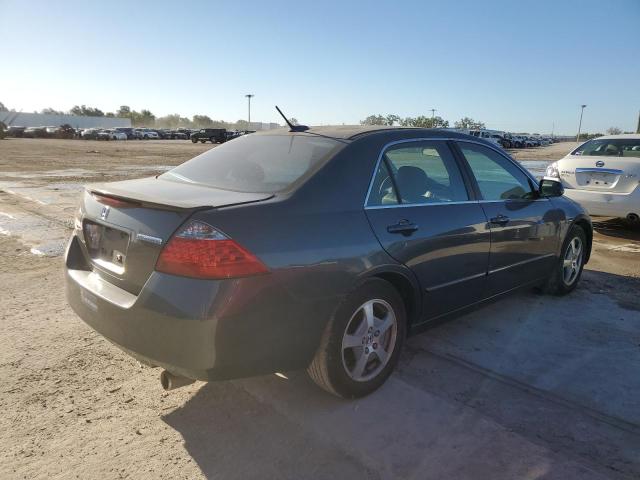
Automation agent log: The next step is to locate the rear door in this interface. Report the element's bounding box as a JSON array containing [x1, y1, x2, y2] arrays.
[[364, 140, 491, 321], [454, 141, 559, 296]]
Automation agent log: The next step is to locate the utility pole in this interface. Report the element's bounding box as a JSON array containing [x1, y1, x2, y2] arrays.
[[430, 108, 436, 120], [636, 110, 640, 134], [551, 122, 554, 139], [576, 104, 587, 142], [245, 94, 254, 128]]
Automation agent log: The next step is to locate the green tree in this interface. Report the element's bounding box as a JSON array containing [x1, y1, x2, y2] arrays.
[[117, 105, 131, 118], [0, 101, 7, 111], [606, 127, 622, 135], [40, 107, 64, 115], [361, 114, 388, 126], [156, 114, 182, 129], [130, 109, 156, 126], [234, 119, 249, 130], [192, 115, 214, 128], [454, 117, 485, 130], [402, 116, 449, 128], [69, 105, 105, 117]]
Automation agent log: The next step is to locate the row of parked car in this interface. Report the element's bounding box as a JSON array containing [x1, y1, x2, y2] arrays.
[[5, 125, 252, 143], [460, 129, 555, 149]]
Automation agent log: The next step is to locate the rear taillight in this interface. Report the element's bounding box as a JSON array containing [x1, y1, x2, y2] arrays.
[[155, 220, 269, 279]]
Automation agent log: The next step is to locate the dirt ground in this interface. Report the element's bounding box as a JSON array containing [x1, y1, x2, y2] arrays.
[[1, 138, 639, 479]]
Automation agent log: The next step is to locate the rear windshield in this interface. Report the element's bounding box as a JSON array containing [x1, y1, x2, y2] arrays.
[[161, 134, 343, 193], [572, 138, 640, 157]]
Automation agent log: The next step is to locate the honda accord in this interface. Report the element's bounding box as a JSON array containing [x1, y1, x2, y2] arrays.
[[65, 126, 592, 398]]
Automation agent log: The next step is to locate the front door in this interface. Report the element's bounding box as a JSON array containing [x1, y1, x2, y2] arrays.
[[454, 141, 560, 296], [365, 140, 491, 321]]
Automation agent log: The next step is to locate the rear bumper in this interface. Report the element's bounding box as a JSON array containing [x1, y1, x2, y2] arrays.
[[563, 186, 640, 218], [65, 237, 336, 381]]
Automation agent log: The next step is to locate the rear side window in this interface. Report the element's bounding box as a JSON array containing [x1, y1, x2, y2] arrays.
[[572, 138, 640, 157], [162, 134, 343, 193], [367, 141, 469, 206], [458, 142, 534, 200]]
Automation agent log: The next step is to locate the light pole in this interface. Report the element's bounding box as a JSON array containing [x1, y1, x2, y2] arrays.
[[245, 94, 254, 128], [430, 108, 436, 120], [576, 104, 587, 142]]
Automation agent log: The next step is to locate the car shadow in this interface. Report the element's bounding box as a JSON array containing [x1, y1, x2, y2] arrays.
[[592, 217, 640, 241], [161, 272, 640, 479]]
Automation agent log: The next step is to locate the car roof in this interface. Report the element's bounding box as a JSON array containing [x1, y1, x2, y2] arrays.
[[252, 125, 473, 141], [591, 133, 640, 140]]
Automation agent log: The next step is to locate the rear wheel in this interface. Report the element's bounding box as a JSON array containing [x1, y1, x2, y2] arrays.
[[542, 225, 586, 295], [191, 138, 197, 143], [307, 278, 406, 398]]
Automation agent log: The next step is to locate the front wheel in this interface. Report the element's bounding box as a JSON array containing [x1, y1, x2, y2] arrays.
[[542, 225, 586, 295], [307, 278, 406, 398]]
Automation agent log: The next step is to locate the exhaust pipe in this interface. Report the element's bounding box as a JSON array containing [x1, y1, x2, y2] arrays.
[[626, 213, 639, 224], [160, 370, 195, 391]]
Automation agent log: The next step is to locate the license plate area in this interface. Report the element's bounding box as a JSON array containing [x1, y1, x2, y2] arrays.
[[576, 170, 620, 189], [83, 220, 130, 274]]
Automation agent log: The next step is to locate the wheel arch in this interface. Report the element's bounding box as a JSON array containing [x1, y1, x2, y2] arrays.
[[571, 214, 593, 263], [361, 266, 422, 329]]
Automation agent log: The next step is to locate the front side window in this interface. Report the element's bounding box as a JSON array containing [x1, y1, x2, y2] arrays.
[[572, 138, 640, 157], [458, 142, 534, 201], [367, 141, 469, 206]]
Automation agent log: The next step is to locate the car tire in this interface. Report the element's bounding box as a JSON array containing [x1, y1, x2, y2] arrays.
[[191, 138, 197, 143], [307, 278, 406, 398], [542, 224, 587, 295]]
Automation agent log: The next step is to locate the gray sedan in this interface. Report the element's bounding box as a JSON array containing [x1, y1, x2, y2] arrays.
[[65, 126, 592, 398]]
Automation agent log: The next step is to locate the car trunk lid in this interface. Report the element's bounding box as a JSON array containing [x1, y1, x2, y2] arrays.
[[80, 177, 272, 295], [561, 156, 639, 193]]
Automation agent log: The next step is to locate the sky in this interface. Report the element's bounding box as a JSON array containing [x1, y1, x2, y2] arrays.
[[1, 0, 639, 134]]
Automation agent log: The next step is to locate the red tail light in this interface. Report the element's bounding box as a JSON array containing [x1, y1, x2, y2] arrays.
[[155, 220, 269, 279]]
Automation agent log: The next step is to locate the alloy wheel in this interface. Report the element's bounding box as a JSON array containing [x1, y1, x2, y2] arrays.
[[562, 237, 583, 286], [341, 299, 397, 382]]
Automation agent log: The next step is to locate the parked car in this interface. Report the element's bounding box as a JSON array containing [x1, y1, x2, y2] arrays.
[[105, 129, 128, 140], [469, 129, 505, 149], [169, 130, 189, 140], [523, 136, 538, 147], [65, 126, 592, 398], [135, 128, 160, 140], [23, 126, 47, 138], [6, 126, 26, 137], [114, 127, 136, 140], [190, 128, 227, 144], [545, 134, 640, 223], [81, 128, 101, 140], [510, 135, 525, 148]]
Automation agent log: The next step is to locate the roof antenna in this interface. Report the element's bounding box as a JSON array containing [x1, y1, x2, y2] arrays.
[[275, 105, 309, 132]]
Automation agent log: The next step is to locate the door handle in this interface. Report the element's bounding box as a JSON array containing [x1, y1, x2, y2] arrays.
[[387, 220, 419, 236], [490, 214, 510, 226]]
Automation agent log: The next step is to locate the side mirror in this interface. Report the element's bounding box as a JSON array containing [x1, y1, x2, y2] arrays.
[[539, 178, 564, 197]]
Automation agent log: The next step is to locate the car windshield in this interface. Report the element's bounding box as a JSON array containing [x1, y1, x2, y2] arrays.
[[161, 134, 344, 193], [572, 138, 640, 157]]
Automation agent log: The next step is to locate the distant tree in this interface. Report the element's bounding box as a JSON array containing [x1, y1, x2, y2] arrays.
[[130, 109, 156, 126], [361, 114, 388, 126], [192, 115, 214, 128], [105, 112, 115, 117], [69, 105, 105, 117], [454, 117, 485, 130], [290, 117, 299, 126], [0, 121, 6, 139], [40, 107, 64, 115], [0, 101, 7, 111], [606, 127, 622, 135], [402, 115, 449, 128], [116, 105, 131, 118], [385, 114, 401, 126], [234, 119, 249, 130]]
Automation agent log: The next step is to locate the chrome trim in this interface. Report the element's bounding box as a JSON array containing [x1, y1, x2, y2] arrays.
[[575, 168, 623, 175], [363, 137, 539, 209], [136, 233, 164, 246], [487, 253, 555, 275], [425, 271, 487, 292], [479, 199, 549, 204], [365, 200, 479, 210]]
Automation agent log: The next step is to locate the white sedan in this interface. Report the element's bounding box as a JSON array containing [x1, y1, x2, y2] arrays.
[[545, 134, 640, 223], [107, 130, 127, 140]]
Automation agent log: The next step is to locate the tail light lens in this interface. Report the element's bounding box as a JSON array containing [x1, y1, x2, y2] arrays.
[[155, 220, 269, 279]]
